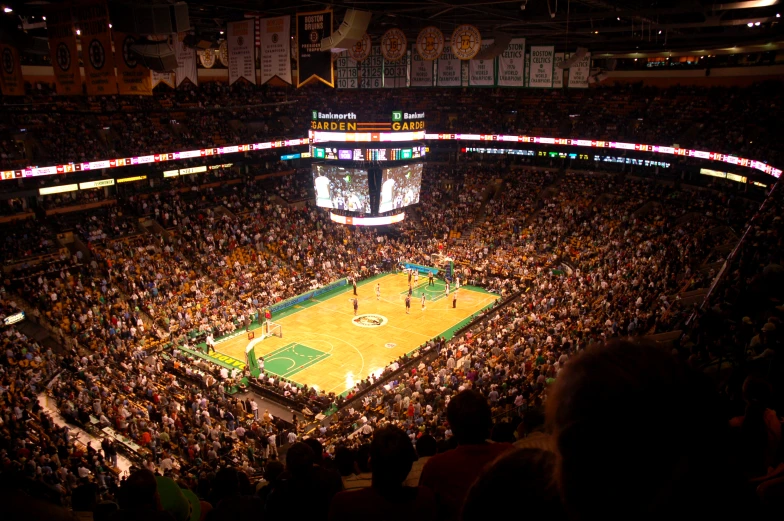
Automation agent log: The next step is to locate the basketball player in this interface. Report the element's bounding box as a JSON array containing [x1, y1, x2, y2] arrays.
[[353, 277, 357, 295], [408, 284, 413, 297], [408, 269, 412, 284], [445, 281, 450, 296], [456, 275, 460, 289], [421, 292, 426, 311], [414, 270, 419, 285], [353, 298, 358, 316], [376, 283, 381, 301], [453, 291, 457, 309], [264, 308, 272, 334], [405, 295, 411, 314], [428, 271, 434, 286]]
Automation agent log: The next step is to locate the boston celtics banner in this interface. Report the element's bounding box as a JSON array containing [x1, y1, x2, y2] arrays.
[[296, 10, 333, 87], [497, 38, 524, 87], [228, 20, 256, 85], [529, 46, 554, 88], [0, 44, 24, 96], [468, 39, 494, 86], [46, 5, 82, 95], [75, 0, 117, 95], [553, 53, 565, 88], [114, 32, 153, 95], [411, 51, 434, 87], [259, 16, 292, 85], [174, 37, 197, 86], [568, 52, 591, 88], [436, 45, 461, 87]]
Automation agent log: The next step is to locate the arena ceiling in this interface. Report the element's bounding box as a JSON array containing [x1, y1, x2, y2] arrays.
[[4, 0, 784, 54]]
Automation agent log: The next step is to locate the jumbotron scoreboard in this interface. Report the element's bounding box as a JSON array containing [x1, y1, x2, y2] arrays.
[[309, 110, 426, 143]]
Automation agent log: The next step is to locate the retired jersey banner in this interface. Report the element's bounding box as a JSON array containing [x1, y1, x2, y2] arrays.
[[468, 40, 494, 86], [151, 70, 175, 89], [0, 44, 24, 96], [436, 45, 461, 87], [199, 49, 216, 68], [553, 53, 565, 88], [411, 51, 434, 87], [335, 51, 358, 89], [529, 46, 554, 88], [383, 55, 407, 88], [359, 45, 382, 88], [260, 16, 292, 85], [296, 10, 333, 87], [114, 32, 153, 95], [497, 38, 524, 87], [416, 26, 444, 61], [381, 28, 407, 62], [174, 37, 198, 86], [228, 20, 256, 85], [568, 52, 591, 88], [450, 25, 481, 60], [75, 0, 117, 95], [46, 6, 82, 95]]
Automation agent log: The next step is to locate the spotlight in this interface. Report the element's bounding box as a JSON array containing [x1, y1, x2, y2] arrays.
[[755, 21, 761, 26], [3, 7, 12, 13], [658, 30, 662, 34], [76, 29, 81, 35], [748, 22, 754, 27]]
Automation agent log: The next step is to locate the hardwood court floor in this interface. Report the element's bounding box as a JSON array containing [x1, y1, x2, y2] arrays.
[[214, 273, 498, 395]]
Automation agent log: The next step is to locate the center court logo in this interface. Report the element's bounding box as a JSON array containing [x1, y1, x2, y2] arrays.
[[352, 314, 388, 328]]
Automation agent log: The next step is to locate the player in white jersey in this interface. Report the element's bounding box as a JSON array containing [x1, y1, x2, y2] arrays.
[[414, 270, 419, 285], [445, 282, 450, 296]]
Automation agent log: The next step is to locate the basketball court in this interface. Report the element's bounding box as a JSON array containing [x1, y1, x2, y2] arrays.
[[212, 273, 498, 395]]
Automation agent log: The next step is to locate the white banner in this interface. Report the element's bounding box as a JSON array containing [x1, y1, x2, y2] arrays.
[[411, 51, 434, 87], [174, 37, 197, 86], [335, 51, 358, 89], [151, 70, 175, 89], [553, 53, 565, 88], [497, 38, 525, 87], [568, 52, 591, 88], [359, 46, 383, 88], [436, 45, 461, 87], [260, 16, 292, 85], [529, 46, 554, 88], [383, 55, 407, 88], [468, 39, 494, 86], [524, 53, 530, 87], [228, 20, 256, 85]]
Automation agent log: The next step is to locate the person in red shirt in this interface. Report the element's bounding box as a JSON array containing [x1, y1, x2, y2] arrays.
[[419, 390, 513, 521]]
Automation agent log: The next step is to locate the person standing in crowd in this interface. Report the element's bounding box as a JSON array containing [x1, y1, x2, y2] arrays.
[[206, 333, 215, 354]]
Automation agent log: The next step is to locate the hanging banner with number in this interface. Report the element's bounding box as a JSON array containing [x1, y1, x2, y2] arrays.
[[416, 26, 445, 61], [46, 5, 82, 95], [568, 52, 591, 88], [383, 55, 407, 88], [524, 53, 530, 87], [410, 51, 434, 87], [529, 46, 554, 88], [497, 38, 524, 87], [553, 53, 565, 88], [174, 37, 198, 86], [114, 32, 153, 95], [450, 24, 481, 60], [296, 10, 333, 87], [335, 51, 358, 89], [436, 45, 461, 87], [75, 0, 117, 95], [260, 16, 292, 85], [468, 40, 494, 86], [0, 44, 24, 96], [359, 45, 383, 88], [381, 28, 407, 62], [228, 20, 256, 85]]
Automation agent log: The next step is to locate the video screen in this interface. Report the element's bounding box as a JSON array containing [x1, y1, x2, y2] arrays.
[[312, 164, 371, 213], [379, 163, 423, 213]]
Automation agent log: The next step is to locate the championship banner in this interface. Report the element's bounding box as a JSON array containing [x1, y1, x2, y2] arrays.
[[114, 32, 153, 95], [497, 38, 524, 87], [227, 20, 256, 85], [0, 45, 25, 96], [450, 24, 481, 60], [335, 51, 358, 89], [259, 16, 292, 85], [436, 45, 461, 87], [416, 26, 444, 61], [151, 70, 175, 89], [296, 10, 333, 87], [75, 0, 117, 95], [529, 45, 554, 88], [45, 5, 82, 95], [174, 37, 198, 86], [468, 39, 494, 86], [568, 52, 591, 88], [380, 28, 406, 62], [410, 51, 434, 87], [524, 53, 530, 87], [553, 53, 565, 88]]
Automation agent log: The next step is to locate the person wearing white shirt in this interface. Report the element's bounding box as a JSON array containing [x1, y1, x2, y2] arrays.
[[287, 431, 297, 444]]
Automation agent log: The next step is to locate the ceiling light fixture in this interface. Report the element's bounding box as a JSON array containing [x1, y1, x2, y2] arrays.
[[755, 21, 761, 26], [3, 7, 12, 13], [747, 22, 754, 27]]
